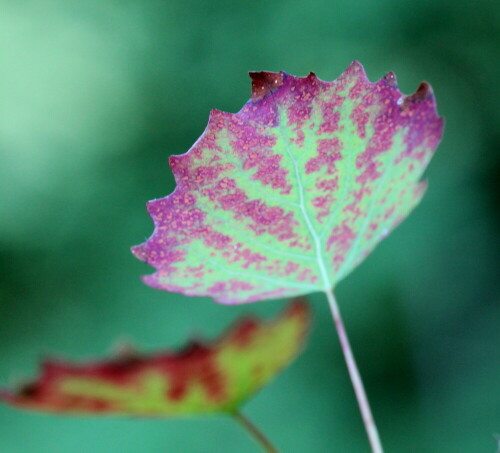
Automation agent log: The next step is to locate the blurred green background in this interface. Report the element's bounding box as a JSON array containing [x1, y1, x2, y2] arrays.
[[1, 0, 499, 452]]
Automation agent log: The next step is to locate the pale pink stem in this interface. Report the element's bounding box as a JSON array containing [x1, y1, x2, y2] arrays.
[[325, 288, 384, 453]]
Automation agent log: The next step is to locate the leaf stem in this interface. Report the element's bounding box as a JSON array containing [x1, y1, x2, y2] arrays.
[[234, 410, 280, 453], [325, 288, 384, 453]]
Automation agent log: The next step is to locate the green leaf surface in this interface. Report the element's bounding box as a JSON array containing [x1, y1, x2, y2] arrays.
[[133, 62, 443, 303], [0, 301, 309, 416]]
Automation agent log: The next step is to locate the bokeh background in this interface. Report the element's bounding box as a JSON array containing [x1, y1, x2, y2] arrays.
[[1, 1, 499, 452]]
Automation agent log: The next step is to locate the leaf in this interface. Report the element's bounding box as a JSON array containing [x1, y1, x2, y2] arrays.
[[0, 301, 309, 416], [132, 61, 443, 304]]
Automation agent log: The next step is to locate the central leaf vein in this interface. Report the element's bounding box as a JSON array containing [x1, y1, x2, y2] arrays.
[[277, 110, 332, 291]]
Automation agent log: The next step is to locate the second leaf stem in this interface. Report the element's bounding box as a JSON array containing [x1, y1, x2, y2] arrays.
[[325, 288, 384, 453], [234, 410, 280, 453]]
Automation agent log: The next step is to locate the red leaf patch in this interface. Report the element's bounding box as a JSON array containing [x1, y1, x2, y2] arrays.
[[1, 301, 310, 416]]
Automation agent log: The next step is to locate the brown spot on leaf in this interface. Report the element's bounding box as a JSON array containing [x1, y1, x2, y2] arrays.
[[249, 71, 284, 102], [383, 71, 398, 88], [404, 82, 434, 106]]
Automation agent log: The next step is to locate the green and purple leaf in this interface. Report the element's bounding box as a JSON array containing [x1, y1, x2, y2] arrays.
[[133, 62, 443, 304], [0, 301, 309, 416]]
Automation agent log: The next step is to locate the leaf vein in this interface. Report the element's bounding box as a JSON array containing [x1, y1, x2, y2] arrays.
[[276, 108, 332, 290]]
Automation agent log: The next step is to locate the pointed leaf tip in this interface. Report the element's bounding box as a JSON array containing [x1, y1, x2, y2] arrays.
[[1, 301, 310, 416], [383, 71, 398, 88], [411, 81, 434, 101], [344, 60, 367, 79]]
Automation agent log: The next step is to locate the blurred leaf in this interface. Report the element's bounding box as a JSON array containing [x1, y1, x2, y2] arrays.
[[0, 300, 309, 416], [133, 62, 443, 303]]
